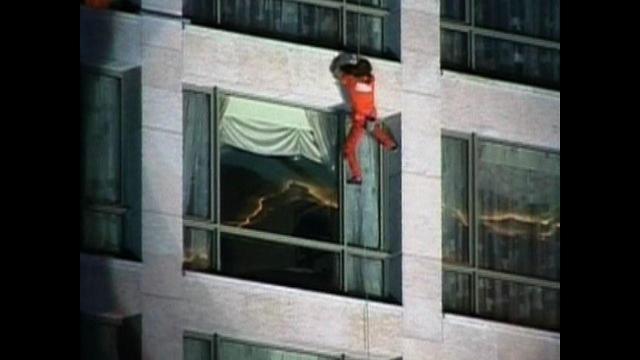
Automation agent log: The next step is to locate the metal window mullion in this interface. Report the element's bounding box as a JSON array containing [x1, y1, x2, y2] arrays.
[[213, 87, 222, 272], [342, 5, 348, 48], [218, 225, 345, 253], [212, 333, 218, 360], [340, 112, 348, 292], [346, 246, 393, 260], [469, 0, 476, 69], [441, 21, 560, 50], [216, 0, 221, 25], [471, 133, 479, 314]]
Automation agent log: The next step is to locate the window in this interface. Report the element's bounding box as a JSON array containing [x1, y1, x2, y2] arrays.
[[440, 0, 560, 90], [80, 0, 141, 12], [183, 88, 401, 303], [81, 65, 142, 260], [184, 333, 399, 360], [183, 0, 400, 60], [441, 134, 560, 331], [80, 313, 141, 360]]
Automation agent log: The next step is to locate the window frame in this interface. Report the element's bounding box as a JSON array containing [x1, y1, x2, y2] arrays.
[[183, 331, 395, 360], [182, 85, 400, 303], [440, 0, 560, 90], [80, 62, 142, 262], [183, 0, 396, 60], [441, 129, 560, 331]]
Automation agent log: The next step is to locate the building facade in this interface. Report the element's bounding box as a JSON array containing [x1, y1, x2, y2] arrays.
[[79, 1, 560, 359]]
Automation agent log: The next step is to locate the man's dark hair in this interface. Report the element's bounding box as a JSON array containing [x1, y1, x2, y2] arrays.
[[339, 58, 372, 77]]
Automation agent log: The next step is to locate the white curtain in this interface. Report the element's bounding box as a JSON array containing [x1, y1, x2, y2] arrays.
[[183, 91, 211, 218], [218, 96, 334, 168]]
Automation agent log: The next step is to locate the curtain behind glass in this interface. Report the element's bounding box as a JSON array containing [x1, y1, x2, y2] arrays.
[[220, 0, 340, 47], [82, 72, 121, 205], [347, 255, 383, 298], [306, 110, 338, 171], [442, 137, 469, 264], [344, 120, 380, 249], [183, 91, 212, 219], [477, 141, 560, 281], [184, 0, 216, 25], [475, 0, 560, 41], [218, 338, 336, 360]]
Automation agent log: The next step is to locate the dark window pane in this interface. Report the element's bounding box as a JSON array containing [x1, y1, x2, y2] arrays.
[[477, 140, 560, 281], [475, 35, 560, 88], [346, 0, 386, 8], [80, 319, 120, 360], [184, 337, 212, 360], [346, 12, 384, 56], [82, 210, 123, 254], [443, 271, 472, 314], [478, 277, 559, 331], [184, 0, 216, 26], [442, 137, 470, 264], [183, 228, 215, 271], [347, 255, 383, 298], [475, 0, 560, 41], [440, 30, 468, 70], [81, 72, 121, 205], [441, 0, 466, 21], [218, 338, 337, 360], [344, 118, 381, 249], [220, 0, 340, 48], [219, 95, 339, 243], [183, 91, 212, 219], [220, 234, 341, 293]]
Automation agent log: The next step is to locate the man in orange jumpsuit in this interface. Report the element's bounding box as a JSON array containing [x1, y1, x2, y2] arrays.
[[331, 56, 397, 185]]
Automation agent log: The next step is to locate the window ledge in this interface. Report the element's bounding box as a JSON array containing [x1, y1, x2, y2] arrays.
[[80, 4, 141, 22], [443, 313, 560, 342], [441, 69, 560, 99], [80, 252, 143, 272], [184, 23, 403, 67], [183, 270, 404, 312]]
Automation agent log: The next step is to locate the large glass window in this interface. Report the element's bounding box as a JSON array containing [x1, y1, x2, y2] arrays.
[[80, 314, 141, 360], [442, 134, 560, 331], [440, 0, 560, 89], [183, 88, 401, 303], [184, 333, 398, 360], [81, 65, 141, 260], [183, 0, 399, 60]]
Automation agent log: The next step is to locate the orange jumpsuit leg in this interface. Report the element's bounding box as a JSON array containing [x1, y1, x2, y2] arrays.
[[371, 121, 397, 150], [344, 115, 367, 179]]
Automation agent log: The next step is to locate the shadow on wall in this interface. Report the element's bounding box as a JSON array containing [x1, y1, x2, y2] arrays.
[[80, 3, 143, 359]]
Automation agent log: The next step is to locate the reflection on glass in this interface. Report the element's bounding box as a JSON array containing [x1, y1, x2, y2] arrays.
[[220, 234, 341, 293], [82, 210, 122, 254], [475, 0, 560, 41], [347, 12, 384, 55], [183, 0, 216, 26], [183, 90, 212, 219], [443, 271, 472, 314], [184, 337, 212, 360], [478, 277, 559, 330], [442, 137, 470, 264], [219, 338, 337, 360], [81, 72, 121, 205], [183, 228, 215, 271], [219, 95, 339, 243], [441, 30, 468, 70], [221, 0, 340, 47], [347, 255, 383, 298], [80, 319, 119, 360], [475, 35, 560, 88], [441, 0, 466, 21], [477, 140, 560, 281]]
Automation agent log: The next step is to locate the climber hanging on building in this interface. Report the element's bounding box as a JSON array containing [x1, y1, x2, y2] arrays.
[[331, 54, 398, 185]]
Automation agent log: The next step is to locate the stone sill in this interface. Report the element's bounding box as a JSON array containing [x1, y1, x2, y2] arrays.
[[80, 252, 143, 272], [184, 24, 404, 70], [441, 69, 561, 99], [184, 270, 404, 314], [443, 313, 560, 342]]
